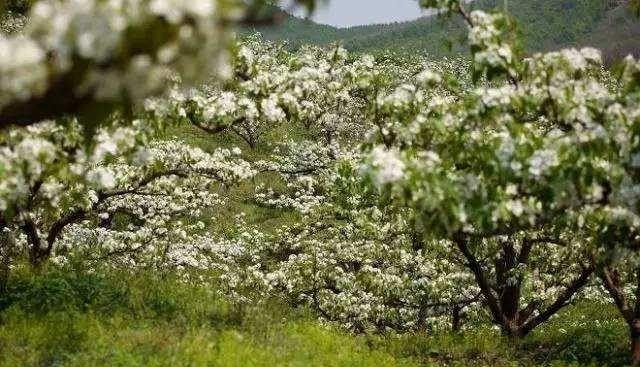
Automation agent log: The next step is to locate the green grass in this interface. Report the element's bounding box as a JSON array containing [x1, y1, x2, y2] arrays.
[[0, 268, 418, 367], [0, 312, 419, 367], [157, 123, 304, 235], [0, 268, 632, 367]]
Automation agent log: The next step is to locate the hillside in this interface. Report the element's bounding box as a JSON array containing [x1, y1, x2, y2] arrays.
[[576, 1, 640, 63], [246, 0, 640, 61]]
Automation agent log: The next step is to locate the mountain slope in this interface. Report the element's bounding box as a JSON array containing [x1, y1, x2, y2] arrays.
[[246, 9, 343, 46], [577, 2, 640, 63], [245, 0, 639, 61]]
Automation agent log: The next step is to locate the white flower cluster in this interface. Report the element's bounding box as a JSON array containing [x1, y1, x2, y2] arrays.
[[359, 0, 640, 338], [367, 146, 406, 186], [468, 11, 515, 75], [158, 203, 481, 332], [153, 36, 379, 149], [0, 11, 27, 34], [0, 0, 238, 125], [1, 118, 256, 267]]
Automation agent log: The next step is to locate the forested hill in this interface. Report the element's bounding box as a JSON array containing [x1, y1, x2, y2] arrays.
[[246, 0, 640, 63]]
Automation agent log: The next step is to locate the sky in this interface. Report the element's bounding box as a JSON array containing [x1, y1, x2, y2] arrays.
[[281, 0, 429, 28]]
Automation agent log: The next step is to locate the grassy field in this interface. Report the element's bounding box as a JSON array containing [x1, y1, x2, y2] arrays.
[[0, 266, 629, 367]]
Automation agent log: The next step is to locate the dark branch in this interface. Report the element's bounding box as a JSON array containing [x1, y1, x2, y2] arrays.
[[42, 167, 224, 259], [453, 232, 505, 325], [20, 217, 42, 264], [600, 266, 634, 323], [456, 1, 473, 26], [522, 264, 594, 334]]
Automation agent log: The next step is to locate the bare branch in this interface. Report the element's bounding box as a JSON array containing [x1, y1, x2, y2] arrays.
[[456, 1, 473, 26]]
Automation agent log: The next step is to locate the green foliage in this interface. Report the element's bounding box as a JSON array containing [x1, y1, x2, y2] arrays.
[[0, 267, 231, 322], [0, 0, 34, 14]]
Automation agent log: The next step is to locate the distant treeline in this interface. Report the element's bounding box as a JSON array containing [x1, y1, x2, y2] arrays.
[[246, 0, 640, 63]]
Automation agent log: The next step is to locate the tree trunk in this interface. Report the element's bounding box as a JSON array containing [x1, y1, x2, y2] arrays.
[[452, 304, 462, 332], [0, 228, 14, 293], [598, 266, 640, 366], [500, 316, 527, 339], [496, 240, 526, 339], [455, 233, 591, 340], [0, 248, 9, 293], [631, 320, 640, 366], [632, 337, 640, 367]]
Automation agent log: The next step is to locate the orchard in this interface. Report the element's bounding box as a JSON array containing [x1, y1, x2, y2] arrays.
[[2, 0, 640, 366]]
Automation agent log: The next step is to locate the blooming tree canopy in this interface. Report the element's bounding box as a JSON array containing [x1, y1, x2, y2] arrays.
[[359, 0, 640, 340], [0, 0, 322, 130]]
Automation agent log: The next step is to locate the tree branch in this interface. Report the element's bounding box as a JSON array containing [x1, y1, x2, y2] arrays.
[[453, 232, 505, 325], [456, 1, 473, 26], [600, 266, 634, 323], [20, 217, 43, 264], [521, 264, 594, 335], [43, 167, 224, 259], [519, 236, 567, 264]]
